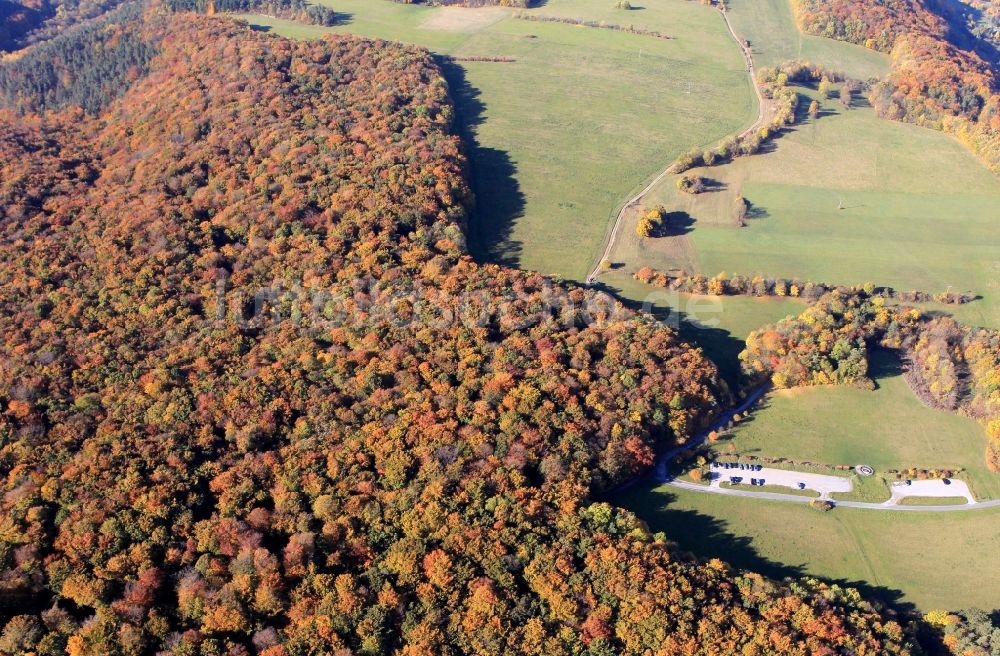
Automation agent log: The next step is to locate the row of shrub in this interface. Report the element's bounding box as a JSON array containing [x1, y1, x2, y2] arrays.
[[632, 266, 976, 304], [513, 12, 673, 39]]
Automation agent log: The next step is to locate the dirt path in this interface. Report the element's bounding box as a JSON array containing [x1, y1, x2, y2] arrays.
[[585, 6, 767, 284]]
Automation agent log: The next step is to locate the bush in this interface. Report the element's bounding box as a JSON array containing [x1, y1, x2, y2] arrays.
[[677, 173, 706, 194]]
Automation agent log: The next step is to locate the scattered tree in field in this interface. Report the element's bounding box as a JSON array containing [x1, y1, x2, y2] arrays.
[[707, 272, 726, 295], [615, 0, 632, 8], [674, 147, 705, 172], [734, 195, 749, 226], [818, 76, 833, 99], [636, 205, 666, 237], [677, 173, 706, 194], [840, 79, 858, 108], [808, 99, 821, 120]]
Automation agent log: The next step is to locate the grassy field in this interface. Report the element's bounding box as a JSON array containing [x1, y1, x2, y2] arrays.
[[619, 482, 1000, 612], [721, 482, 820, 497], [608, 86, 1000, 329], [830, 474, 891, 503], [725, 0, 890, 78], [710, 350, 1000, 499], [243, 0, 756, 281]]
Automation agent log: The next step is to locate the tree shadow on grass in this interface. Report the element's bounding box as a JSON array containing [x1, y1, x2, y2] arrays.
[[652, 211, 694, 237], [868, 348, 905, 390], [615, 484, 918, 615], [438, 58, 525, 269], [331, 11, 354, 26], [746, 200, 769, 220]]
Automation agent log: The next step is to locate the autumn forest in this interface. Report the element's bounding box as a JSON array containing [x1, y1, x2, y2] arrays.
[[1, 0, 999, 653]]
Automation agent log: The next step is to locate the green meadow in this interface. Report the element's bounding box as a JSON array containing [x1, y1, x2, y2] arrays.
[[708, 350, 1000, 500], [725, 0, 890, 78], [618, 483, 1000, 612], [244, 0, 756, 280], [610, 86, 1000, 329]]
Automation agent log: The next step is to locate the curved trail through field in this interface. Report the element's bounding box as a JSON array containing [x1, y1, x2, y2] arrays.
[[585, 7, 766, 285]]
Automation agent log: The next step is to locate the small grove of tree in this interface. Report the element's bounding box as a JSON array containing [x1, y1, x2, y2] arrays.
[[677, 173, 706, 194], [636, 204, 666, 237]]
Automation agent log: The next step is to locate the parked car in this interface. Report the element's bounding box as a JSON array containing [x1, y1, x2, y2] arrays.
[[798, 482, 806, 490]]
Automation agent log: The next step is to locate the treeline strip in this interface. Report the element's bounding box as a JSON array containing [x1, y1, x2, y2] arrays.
[[439, 55, 517, 63], [513, 12, 673, 40], [165, 0, 339, 26], [674, 61, 843, 172], [633, 266, 976, 305]]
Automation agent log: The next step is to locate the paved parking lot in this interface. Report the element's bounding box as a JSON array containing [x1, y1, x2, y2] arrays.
[[710, 464, 853, 498], [889, 478, 974, 503]]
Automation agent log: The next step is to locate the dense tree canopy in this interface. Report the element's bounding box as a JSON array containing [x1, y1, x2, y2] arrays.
[[0, 10, 922, 655]]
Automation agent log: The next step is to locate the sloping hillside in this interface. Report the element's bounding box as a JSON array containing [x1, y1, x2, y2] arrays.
[[0, 10, 919, 655]]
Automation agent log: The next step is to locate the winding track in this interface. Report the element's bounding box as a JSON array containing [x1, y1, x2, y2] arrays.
[[585, 6, 766, 284]]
